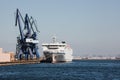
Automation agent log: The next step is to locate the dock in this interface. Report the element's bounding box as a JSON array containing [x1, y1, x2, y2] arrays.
[[0, 58, 44, 66]]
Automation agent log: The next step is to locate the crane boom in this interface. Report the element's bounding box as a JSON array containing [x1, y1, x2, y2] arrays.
[[15, 9, 24, 41]]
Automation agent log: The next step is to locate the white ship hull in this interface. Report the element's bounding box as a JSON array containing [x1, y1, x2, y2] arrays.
[[43, 52, 73, 63]]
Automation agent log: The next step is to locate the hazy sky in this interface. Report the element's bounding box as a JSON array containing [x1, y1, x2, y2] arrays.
[[0, 0, 120, 57]]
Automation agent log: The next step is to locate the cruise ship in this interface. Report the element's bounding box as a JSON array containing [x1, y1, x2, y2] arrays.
[[42, 37, 73, 63]]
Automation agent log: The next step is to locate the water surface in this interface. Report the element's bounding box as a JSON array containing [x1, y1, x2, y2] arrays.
[[0, 60, 120, 80]]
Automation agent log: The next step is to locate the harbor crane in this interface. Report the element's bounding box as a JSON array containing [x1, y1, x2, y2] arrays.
[[15, 9, 40, 60]]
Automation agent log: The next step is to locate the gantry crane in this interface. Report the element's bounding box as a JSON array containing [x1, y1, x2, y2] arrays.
[[15, 9, 40, 60]]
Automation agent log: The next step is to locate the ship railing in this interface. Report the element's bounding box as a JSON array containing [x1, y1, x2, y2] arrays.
[[44, 50, 65, 54]]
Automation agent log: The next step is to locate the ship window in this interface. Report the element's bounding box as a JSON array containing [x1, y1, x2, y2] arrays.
[[59, 45, 65, 47], [58, 55, 63, 58], [48, 45, 58, 49]]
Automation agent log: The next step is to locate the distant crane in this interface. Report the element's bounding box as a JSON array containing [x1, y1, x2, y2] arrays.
[[15, 9, 40, 60]]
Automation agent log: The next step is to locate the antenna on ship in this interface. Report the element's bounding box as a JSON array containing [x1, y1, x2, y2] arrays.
[[52, 36, 56, 43]]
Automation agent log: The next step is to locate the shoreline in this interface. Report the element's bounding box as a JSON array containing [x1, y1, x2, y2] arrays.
[[0, 59, 120, 66], [73, 59, 120, 60], [0, 59, 41, 66]]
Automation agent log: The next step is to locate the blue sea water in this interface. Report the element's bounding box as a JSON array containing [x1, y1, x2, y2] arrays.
[[0, 60, 120, 80]]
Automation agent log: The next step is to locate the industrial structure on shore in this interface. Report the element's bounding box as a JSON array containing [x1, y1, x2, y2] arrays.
[[0, 9, 41, 63], [15, 9, 40, 60]]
